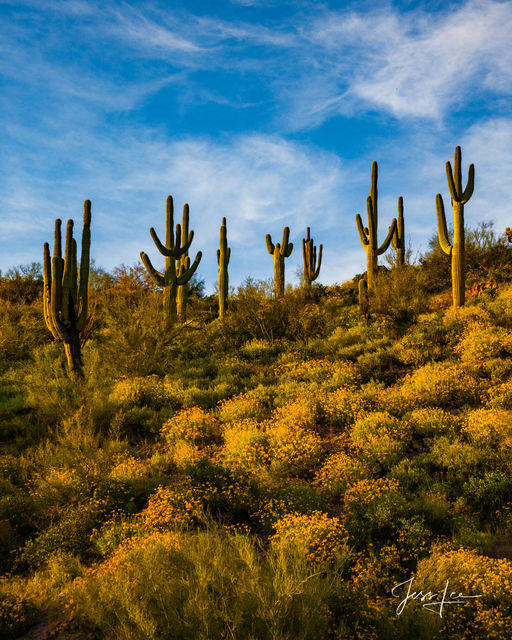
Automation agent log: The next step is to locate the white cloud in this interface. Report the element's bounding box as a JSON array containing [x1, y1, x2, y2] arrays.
[[284, 0, 512, 127], [0, 128, 353, 289]]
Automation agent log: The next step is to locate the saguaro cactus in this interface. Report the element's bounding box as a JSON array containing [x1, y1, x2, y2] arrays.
[[43, 200, 91, 379], [358, 277, 369, 318], [140, 195, 202, 324], [176, 204, 192, 322], [266, 227, 293, 298], [436, 146, 475, 308], [355, 162, 397, 290], [217, 217, 230, 319], [302, 227, 323, 288], [391, 197, 405, 266]]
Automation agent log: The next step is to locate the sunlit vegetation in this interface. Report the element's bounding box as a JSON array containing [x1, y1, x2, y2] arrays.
[[1, 223, 512, 639]]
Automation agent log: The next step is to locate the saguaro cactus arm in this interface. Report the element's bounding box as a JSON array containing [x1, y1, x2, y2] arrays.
[[391, 196, 405, 265], [446, 146, 475, 204], [177, 252, 202, 285], [280, 226, 293, 257], [266, 234, 275, 254], [355, 213, 370, 247], [436, 194, 452, 255], [302, 227, 323, 283], [377, 217, 397, 255], [140, 251, 166, 287], [42, 200, 91, 378]]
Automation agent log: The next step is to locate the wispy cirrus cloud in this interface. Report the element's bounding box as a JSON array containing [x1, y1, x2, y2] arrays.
[[282, 0, 512, 128]]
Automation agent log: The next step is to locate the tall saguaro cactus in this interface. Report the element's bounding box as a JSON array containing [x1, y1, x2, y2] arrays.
[[436, 146, 475, 308], [43, 200, 91, 379], [355, 162, 397, 290], [302, 227, 323, 288], [391, 197, 405, 266], [140, 196, 202, 324], [217, 217, 230, 319], [266, 227, 293, 298], [176, 204, 191, 322]]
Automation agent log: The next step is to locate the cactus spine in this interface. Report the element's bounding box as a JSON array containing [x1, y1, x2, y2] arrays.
[[436, 146, 475, 308], [355, 162, 397, 290], [391, 196, 405, 266], [43, 200, 91, 379], [217, 217, 230, 319], [176, 204, 191, 322], [266, 227, 293, 298], [140, 196, 202, 324], [302, 227, 323, 288]]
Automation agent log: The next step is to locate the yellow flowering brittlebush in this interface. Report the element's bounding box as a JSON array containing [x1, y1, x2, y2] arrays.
[[313, 452, 370, 501], [271, 511, 348, 565]]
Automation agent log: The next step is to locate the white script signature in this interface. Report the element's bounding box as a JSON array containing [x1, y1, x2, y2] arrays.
[[391, 577, 482, 617]]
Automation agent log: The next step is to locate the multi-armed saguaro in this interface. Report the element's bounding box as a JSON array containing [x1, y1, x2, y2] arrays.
[[436, 145, 474, 308], [391, 197, 405, 266], [140, 195, 202, 324], [302, 227, 323, 288], [217, 217, 230, 319], [266, 227, 293, 298], [176, 204, 194, 323], [355, 162, 397, 290], [43, 200, 91, 379]]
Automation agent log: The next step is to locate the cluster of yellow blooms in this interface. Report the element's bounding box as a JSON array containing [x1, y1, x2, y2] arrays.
[[313, 451, 370, 500], [161, 407, 221, 446], [271, 511, 347, 565], [140, 484, 204, 530]]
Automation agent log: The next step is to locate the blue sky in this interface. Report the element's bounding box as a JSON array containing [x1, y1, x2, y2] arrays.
[[1, 0, 512, 291]]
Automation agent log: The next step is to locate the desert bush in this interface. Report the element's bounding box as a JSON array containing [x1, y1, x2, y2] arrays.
[[313, 452, 370, 501], [219, 278, 328, 345], [267, 422, 324, 478], [320, 387, 369, 429], [221, 419, 270, 472], [463, 471, 512, 522], [270, 511, 349, 566], [0, 575, 38, 640], [342, 478, 408, 544], [462, 408, 512, 451], [399, 361, 482, 410], [161, 407, 221, 446], [414, 545, 512, 638], [406, 407, 457, 437], [218, 386, 273, 423], [110, 376, 181, 412], [429, 436, 489, 476], [350, 411, 411, 470], [71, 528, 337, 640], [392, 313, 451, 365], [369, 265, 431, 333]]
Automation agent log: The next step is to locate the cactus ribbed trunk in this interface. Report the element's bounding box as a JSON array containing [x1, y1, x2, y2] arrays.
[[217, 217, 230, 320], [64, 337, 84, 379], [358, 278, 368, 318], [274, 252, 285, 298], [355, 162, 397, 291], [452, 202, 465, 308], [436, 146, 474, 309], [177, 205, 190, 323], [141, 196, 202, 327], [302, 227, 322, 288], [42, 200, 91, 380], [266, 227, 293, 298]]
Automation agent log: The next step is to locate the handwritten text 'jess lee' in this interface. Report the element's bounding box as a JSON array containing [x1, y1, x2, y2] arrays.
[[391, 577, 482, 618]]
